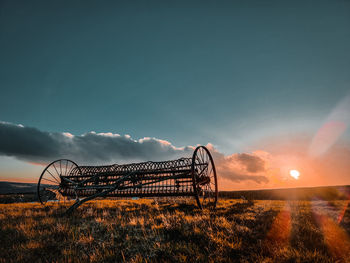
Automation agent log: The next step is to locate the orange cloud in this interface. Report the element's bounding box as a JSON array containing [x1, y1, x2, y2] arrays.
[[206, 144, 271, 190]]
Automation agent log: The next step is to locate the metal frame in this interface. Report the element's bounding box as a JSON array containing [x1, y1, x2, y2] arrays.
[[37, 146, 218, 213]]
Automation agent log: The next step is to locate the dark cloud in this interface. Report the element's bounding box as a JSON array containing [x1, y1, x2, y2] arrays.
[[0, 122, 269, 184], [234, 153, 265, 173], [0, 122, 193, 165], [218, 169, 269, 184], [0, 122, 59, 159]]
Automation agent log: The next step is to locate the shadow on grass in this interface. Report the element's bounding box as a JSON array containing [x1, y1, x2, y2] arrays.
[[157, 203, 200, 214], [0, 226, 28, 250], [214, 200, 256, 223], [157, 205, 280, 262]]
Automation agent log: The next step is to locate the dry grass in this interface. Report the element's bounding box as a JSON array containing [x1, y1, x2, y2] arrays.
[[0, 199, 350, 262]]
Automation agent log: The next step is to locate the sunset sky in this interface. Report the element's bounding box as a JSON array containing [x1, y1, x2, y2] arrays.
[[1, 0, 350, 190]]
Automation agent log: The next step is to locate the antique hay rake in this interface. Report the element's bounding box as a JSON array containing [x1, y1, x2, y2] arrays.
[[37, 146, 218, 213]]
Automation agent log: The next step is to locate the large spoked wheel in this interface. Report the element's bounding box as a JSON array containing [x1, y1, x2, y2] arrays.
[[191, 146, 218, 209], [37, 159, 81, 206]]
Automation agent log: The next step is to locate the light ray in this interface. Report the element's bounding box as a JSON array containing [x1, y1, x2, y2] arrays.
[[264, 203, 292, 251], [311, 200, 350, 260], [309, 94, 350, 157]]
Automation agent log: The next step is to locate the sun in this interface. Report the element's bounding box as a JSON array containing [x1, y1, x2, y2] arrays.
[[289, 169, 300, 180]]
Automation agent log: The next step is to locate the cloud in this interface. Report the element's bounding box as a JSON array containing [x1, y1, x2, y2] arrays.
[[0, 121, 269, 184], [0, 121, 193, 165], [206, 144, 269, 184], [235, 153, 266, 173], [0, 121, 60, 160]]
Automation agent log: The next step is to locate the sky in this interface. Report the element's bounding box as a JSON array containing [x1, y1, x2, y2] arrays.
[[0, 0, 350, 190]]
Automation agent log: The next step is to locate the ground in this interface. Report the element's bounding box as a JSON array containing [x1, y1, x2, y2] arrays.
[[0, 199, 349, 262]]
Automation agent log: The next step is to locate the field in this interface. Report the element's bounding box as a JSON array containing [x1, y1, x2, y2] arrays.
[[1, 199, 350, 262]]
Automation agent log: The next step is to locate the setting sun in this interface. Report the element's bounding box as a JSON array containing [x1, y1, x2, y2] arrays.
[[289, 169, 300, 180]]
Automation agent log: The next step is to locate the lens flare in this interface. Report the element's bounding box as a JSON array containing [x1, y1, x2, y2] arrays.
[[264, 204, 291, 251], [309, 94, 350, 157]]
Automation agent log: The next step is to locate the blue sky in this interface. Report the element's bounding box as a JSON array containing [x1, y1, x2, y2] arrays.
[[1, 0, 349, 188]]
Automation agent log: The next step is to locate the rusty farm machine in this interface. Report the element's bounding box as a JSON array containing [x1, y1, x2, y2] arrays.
[[37, 146, 218, 213]]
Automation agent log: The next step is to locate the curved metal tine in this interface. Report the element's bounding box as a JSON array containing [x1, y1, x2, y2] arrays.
[[61, 176, 78, 186], [122, 180, 136, 188], [66, 162, 75, 176], [77, 173, 102, 186]]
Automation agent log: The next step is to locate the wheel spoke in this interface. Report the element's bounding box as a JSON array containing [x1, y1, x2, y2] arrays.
[[45, 169, 60, 184], [65, 160, 68, 175], [52, 163, 60, 176], [197, 165, 207, 177]]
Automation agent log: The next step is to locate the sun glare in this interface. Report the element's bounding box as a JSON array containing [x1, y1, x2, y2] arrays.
[[289, 169, 300, 180]]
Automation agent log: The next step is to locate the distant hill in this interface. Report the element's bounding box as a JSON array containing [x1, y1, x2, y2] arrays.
[[1, 181, 349, 201], [220, 185, 350, 200], [0, 181, 38, 194]]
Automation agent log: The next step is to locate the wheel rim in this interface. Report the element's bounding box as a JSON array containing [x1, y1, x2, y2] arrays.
[[37, 159, 80, 205], [191, 146, 218, 209]]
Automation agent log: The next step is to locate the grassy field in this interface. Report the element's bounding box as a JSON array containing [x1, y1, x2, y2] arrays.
[[0, 199, 350, 262]]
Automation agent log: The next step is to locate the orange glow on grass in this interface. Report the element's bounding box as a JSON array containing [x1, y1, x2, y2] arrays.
[[312, 201, 350, 261], [314, 213, 350, 260], [264, 204, 292, 251]]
